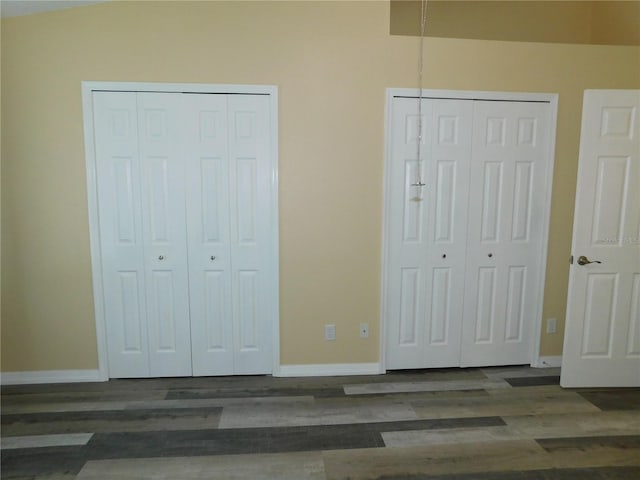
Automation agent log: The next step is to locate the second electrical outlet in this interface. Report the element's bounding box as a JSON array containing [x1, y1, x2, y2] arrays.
[[360, 323, 369, 338], [325, 324, 336, 341]]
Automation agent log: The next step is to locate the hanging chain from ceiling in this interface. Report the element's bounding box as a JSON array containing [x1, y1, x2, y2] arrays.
[[412, 0, 429, 195]]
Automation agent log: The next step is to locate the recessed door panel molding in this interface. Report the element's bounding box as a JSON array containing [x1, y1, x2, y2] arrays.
[[511, 162, 534, 242], [405, 114, 426, 144], [562, 90, 640, 388], [150, 270, 178, 351], [429, 268, 452, 345], [474, 267, 497, 344], [628, 274, 640, 357], [581, 273, 617, 357], [113, 158, 136, 244], [517, 118, 537, 146], [505, 266, 526, 343], [591, 156, 629, 245], [83, 82, 279, 380], [601, 107, 636, 138], [117, 271, 144, 353], [486, 117, 506, 146], [200, 157, 226, 243], [434, 161, 456, 243], [403, 160, 424, 242], [480, 162, 503, 243], [237, 270, 259, 351], [203, 271, 227, 351], [384, 89, 556, 371], [148, 157, 171, 243], [399, 268, 421, 346], [438, 115, 459, 145], [236, 158, 258, 244]]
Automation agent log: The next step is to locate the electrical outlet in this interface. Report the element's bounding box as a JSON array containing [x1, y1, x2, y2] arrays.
[[325, 324, 336, 341], [360, 323, 369, 339], [546, 318, 557, 334]]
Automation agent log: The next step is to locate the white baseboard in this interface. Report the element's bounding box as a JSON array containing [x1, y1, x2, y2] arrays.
[[1, 369, 104, 385], [531, 356, 562, 368], [275, 363, 383, 377]]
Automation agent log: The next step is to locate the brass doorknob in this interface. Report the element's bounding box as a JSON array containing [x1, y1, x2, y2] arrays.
[[577, 255, 601, 266]]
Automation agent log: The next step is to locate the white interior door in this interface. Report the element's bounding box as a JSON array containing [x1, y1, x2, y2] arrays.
[[93, 92, 150, 378], [90, 87, 276, 379], [137, 93, 193, 377], [385, 92, 554, 370], [385, 97, 473, 369], [227, 94, 273, 374], [184, 94, 234, 376], [94, 92, 192, 378], [561, 90, 640, 388], [461, 101, 551, 367], [185, 94, 273, 376]]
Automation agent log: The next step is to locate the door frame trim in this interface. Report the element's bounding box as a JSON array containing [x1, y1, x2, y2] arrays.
[[81, 81, 280, 380], [380, 88, 558, 371]]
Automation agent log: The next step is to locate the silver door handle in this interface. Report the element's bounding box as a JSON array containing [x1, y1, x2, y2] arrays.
[[577, 255, 601, 266], [158, 255, 165, 260]]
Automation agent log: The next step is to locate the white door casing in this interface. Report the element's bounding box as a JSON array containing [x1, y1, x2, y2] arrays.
[[561, 90, 640, 388], [83, 82, 279, 380], [382, 89, 557, 371]]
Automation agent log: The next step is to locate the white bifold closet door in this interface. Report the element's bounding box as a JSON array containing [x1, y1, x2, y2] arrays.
[[386, 96, 552, 369], [92, 91, 273, 378], [461, 101, 551, 366], [386, 98, 473, 368]]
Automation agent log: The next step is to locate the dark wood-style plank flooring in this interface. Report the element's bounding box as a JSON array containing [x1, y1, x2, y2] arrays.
[[1, 366, 639, 479]]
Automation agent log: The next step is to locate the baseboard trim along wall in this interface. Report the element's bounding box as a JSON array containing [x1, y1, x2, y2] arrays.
[[532, 356, 563, 368], [276, 363, 383, 377], [1, 359, 558, 383], [1, 369, 103, 385]]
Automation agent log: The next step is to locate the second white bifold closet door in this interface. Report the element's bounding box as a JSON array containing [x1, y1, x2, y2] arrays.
[[386, 96, 552, 369], [93, 91, 273, 378]]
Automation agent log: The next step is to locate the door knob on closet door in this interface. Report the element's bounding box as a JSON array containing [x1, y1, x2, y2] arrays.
[[158, 255, 165, 260], [577, 255, 601, 266], [210, 256, 216, 261]]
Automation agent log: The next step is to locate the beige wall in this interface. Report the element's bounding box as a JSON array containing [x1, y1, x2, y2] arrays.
[[391, 1, 640, 46], [1, 1, 639, 372], [590, 1, 640, 46]]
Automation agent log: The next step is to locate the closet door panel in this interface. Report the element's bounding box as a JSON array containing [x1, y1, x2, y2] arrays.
[[228, 95, 273, 374], [385, 98, 431, 368], [137, 93, 192, 377], [461, 101, 550, 366], [184, 94, 234, 376], [423, 100, 473, 367], [386, 98, 472, 369], [93, 92, 150, 378]]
